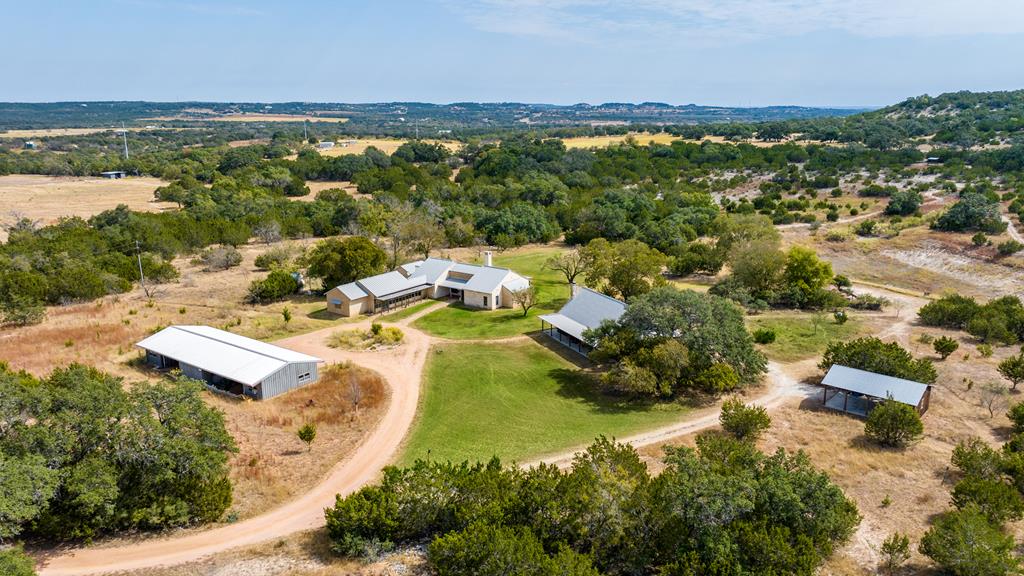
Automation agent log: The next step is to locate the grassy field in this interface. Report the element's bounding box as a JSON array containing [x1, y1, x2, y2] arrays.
[[379, 300, 437, 323], [399, 340, 689, 465], [561, 132, 680, 149], [412, 247, 571, 339], [746, 313, 863, 362], [0, 175, 173, 241]]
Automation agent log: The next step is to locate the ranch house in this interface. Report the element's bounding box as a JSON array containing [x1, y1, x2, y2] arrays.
[[326, 252, 530, 317]]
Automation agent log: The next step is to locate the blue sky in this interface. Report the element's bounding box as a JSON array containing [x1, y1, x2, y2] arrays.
[[3, 0, 1023, 106]]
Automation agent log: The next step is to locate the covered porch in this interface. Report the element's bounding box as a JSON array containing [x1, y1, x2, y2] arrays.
[[539, 318, 592, 356]]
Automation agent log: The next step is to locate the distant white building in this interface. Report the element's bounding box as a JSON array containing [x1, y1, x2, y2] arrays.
[[317, 141, 335, 150], [326, 252, 530, 317]]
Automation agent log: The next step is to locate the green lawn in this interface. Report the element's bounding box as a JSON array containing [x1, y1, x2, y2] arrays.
[[412, 248, 572, 339], [399, 340, 689, 466], [747, 314, 864, 362], [379, 300, 438, 323]]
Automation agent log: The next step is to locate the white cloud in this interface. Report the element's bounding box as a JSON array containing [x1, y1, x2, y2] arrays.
[[444, 0, 1024, 43]]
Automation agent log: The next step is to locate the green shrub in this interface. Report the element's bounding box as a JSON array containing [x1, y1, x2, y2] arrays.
[[0, 546, 36, 576], [933, 336, 959, 359], [879, 533, 910, 575], [719, 399, 772, 442], [834, 310, 849, 325], [997, 240, 1024, 256], [920, 505, 1019, 576], [865, 399, 924, 448], [752, 328, 777, 344], [246, 270, 299, 304]]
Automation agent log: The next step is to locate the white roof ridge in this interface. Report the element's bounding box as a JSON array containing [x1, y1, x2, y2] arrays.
[[172, 326, 316, 363], [577, 285, 625, 305]]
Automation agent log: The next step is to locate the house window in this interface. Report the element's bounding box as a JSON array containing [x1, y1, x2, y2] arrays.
[[298, 372, 312, 383], [483, 296, 488, 307], [330, 299, 341, 305]]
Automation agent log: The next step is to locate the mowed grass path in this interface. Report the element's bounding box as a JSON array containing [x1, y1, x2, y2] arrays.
[[399, 340, 689, 466], [747, 314, 864, 362], [412, 247, 571, 339]]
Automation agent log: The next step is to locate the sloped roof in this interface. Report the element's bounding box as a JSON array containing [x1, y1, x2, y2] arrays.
[[458, 264, 513, 293], [336, 282, 368, 300], [415, 258, 457, 284], [821, 364, 930, 406], [399, 260, 424, 277], [356, 271, 428, 299], [136, 325, 321, 386], [540, 286, 626, 341]]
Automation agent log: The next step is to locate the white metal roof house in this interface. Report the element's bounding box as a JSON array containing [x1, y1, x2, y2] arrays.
[[137, 325, 322, 400], [539, 285, 627, 354], [325, 251, 530, 317], [818, 364, 933, 417]]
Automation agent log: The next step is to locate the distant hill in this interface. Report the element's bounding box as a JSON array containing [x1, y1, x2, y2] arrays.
[[0, 100, 865, 131]]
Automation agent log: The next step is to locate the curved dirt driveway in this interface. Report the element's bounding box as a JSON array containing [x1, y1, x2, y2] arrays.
[[38, 313, 436, 576]]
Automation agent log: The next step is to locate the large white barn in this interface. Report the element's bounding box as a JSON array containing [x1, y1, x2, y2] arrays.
[[137, 325, 322, 400]]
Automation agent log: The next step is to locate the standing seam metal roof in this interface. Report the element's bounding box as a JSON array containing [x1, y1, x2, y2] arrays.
[[820, 364, 930, 406], [135, 326, 321, 386], [539, 286, 627, 341]]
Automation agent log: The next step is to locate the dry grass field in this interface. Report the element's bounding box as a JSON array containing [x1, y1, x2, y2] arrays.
[[310, 138, 459, 157], [0, 174, 174, 241], [0, 126, 170, 138]]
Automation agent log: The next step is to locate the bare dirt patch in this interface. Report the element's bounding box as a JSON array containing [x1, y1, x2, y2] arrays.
[[0, 174, 174, 241]]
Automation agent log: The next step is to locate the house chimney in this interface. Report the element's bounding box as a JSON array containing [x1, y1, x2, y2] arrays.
[[483, 250, 493, 267], [569, 282, 580, 298]]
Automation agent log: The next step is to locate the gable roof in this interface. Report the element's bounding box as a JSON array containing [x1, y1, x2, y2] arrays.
[[821, 364, 930, 407], [336, 282, 368, 300], [136, 325, 321, 386], [356, 271, 428, 299], [539, 286, 627, 341]]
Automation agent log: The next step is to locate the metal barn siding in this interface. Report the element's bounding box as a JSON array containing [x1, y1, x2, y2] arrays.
[[180, 362, 203, 381], [259, 361, 320, 400]]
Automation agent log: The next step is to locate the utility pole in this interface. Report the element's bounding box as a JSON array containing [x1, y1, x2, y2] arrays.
[[122, 122, 129, 159], [135, 239, 149, 297], [303, 120, 308, 142]]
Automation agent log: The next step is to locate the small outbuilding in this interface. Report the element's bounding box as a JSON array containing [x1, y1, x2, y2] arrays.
[[137, 325, 322, 400], [100, 170, 127, 179], [818, 364, 932, 417], [539, 285, 627, 355]]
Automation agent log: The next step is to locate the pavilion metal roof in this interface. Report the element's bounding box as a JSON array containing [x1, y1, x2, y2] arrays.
[[820, 364, 930, 406]]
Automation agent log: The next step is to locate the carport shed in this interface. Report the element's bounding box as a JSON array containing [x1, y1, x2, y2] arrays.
[[818, 364, 932, 417]]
